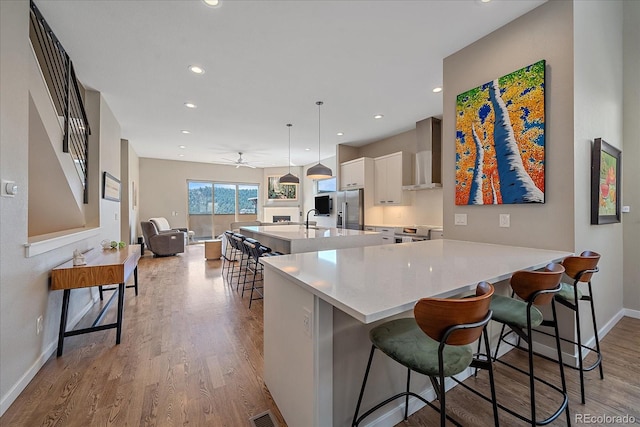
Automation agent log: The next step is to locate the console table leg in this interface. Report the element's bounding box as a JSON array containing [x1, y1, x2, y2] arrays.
[[56, 289, 71, 357], [133, 266, 138, 296], [116, 283, 125, 344]]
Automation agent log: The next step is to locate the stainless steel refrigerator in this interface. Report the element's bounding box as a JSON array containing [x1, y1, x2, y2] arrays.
[[336, 189, 364, 230]]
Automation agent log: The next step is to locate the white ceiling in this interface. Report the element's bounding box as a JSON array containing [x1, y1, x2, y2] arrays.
[[34, 0, 545, 169]]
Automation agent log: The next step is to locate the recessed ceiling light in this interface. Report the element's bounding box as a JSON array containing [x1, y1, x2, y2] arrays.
[[184, 102, 197, 109], [188, 65, 205, 75], [432, 87, 443, 93], [480, 0, 491, 3], [202, 0, 221, 7], [179, 154, 185, 157], [337, 132, 344, 136], [305, 148, 311, 151], [179, 145, 186, 149], [181, 130, 191, 134], [374, 114, 384, 119]]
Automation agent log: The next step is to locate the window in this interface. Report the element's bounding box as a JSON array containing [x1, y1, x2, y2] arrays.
[[213, 183, 236, 214], [238, 185, 258, 215], [188, 181, 259, 241], [188, 181, 213, 214]]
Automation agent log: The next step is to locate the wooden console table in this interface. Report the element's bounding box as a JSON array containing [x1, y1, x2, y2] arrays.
[[51, 246, 141, 357]]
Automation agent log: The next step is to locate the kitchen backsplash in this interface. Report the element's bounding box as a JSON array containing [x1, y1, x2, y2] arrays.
[[382, 189, 443, 225]]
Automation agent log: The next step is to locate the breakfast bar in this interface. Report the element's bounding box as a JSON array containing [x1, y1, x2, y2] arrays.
[[239, 224, 383, 254], [261, 239, 572, 426]]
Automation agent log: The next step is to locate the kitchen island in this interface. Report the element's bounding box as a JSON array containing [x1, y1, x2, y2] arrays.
[[239, 224, 383, 254], [261, 239, 572, 427]]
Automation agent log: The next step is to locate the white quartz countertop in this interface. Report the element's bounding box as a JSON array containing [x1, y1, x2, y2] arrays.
[[240, 225, 379, 241], [262, 239, 572, 324]]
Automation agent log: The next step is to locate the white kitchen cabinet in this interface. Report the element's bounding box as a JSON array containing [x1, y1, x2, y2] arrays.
[[340, 157, 373, 190], [376, 226, 395, 244], [374, 152, 413, 205]]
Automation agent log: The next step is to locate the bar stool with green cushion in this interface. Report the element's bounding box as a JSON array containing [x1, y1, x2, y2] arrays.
[[556, 251, 602, 404], [352, 282, 499, 427], [490, 263, 570, 427]]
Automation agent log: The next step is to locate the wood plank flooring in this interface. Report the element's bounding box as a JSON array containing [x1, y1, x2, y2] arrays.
[[2, 245, 639, 426]]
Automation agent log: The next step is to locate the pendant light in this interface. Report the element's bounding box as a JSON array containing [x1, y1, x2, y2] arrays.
[[279, 123, 300, 184], [306, 101, 333, 179]]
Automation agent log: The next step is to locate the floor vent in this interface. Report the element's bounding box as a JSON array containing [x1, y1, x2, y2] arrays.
[[249, 410, 278, 427]]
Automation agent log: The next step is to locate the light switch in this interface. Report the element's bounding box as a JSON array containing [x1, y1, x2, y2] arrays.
[[454, 214, 467, 226], [499, 214, 510, 228], [1, 180, 17, 197]]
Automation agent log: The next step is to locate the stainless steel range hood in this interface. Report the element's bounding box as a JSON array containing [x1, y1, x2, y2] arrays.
[[402, 117, 442, 190]]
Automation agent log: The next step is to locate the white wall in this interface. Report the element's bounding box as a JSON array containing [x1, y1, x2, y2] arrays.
[[263, 166, 304, 221], [442, 0, 630, 336], [0, 2, 123, 413], [302, 156, 337, 228], [121, 139, 140, 244], [443, 1, 575, 251], [138, 158, 264, 234], [346, 129, 444, 226], [573, 1, 625, 324], [622, 0, 640, 313]]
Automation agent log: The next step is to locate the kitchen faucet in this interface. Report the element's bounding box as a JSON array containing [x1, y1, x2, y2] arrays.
[[306, 208, 318, 230]]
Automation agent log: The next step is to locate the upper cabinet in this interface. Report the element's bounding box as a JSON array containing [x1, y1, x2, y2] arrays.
[[340, 157, 373, 190], [374, 152, 413, 205]]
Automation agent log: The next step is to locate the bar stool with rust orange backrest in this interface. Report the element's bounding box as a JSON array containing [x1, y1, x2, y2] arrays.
[[352, 282, 499, 427], [489, 263, 570, 427], [556, 251, 603, 404]]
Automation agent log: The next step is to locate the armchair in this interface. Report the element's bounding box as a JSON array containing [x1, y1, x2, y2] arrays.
[[141, 221, 185, 257], [149, 217, 195, 244]]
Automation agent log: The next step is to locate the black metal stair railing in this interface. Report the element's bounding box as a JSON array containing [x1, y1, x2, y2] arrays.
[[29, 0, 90, 203]]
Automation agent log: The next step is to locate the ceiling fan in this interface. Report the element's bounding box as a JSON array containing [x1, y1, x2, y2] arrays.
[[220, 152, 259, 168]]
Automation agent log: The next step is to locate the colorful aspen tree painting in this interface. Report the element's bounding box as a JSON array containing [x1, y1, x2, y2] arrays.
[[456, 60, 545, 205]]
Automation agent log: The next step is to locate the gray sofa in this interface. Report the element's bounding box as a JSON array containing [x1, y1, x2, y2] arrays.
[[141, 221, 185, 256]]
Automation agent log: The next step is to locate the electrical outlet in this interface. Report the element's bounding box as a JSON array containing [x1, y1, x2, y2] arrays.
[[36, 316, 43, 335], [499, 214, 510, 228], [454, 214, 467, 226], [303, 308, 312, 338]]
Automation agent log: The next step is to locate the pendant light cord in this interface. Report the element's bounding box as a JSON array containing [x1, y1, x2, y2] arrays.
[[316, 101, 323, 163], [287, 123, 292, 173]]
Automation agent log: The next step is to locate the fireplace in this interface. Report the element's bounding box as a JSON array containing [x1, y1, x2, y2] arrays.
[[264, 207, 299, 223]]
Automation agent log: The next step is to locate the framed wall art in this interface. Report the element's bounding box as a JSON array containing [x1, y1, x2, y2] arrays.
[[455, 60, 546, 205], [267, 176, 298, 201], [102, 171, 120, 202], [591, 138, 621, 224]]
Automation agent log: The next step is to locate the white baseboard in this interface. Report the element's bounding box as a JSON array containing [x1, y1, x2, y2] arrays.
[[624, 308, 640, 319], [0, 298, 95, 416], [363, 370, 473, 427]]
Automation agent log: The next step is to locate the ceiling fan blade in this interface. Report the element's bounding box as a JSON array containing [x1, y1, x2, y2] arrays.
[[236, 164, 240, 168]]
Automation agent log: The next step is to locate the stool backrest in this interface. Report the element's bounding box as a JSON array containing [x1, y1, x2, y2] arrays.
[[243, 239, 262, 261], [414, 282, 494, 346], [561, 251, 600, 283], [511, 262, 565, 306]]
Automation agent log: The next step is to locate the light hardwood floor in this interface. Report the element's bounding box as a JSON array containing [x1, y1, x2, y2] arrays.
[[2, 245, 638, 426]]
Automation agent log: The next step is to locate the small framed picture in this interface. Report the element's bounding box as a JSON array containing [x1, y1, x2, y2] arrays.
[[103, 171, 121, 202], [591, 138, 621, 225], [267, 176, 298, 201]]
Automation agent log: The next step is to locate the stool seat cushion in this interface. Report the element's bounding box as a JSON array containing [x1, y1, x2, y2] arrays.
[[490, 295, 543, 329], [369, 318, 473, 377], [555, 282, 583, 303]]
